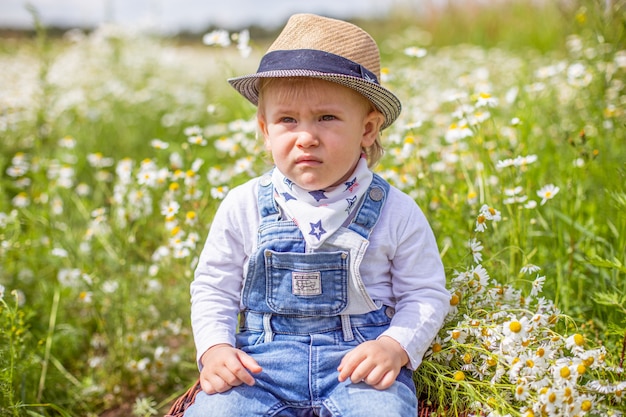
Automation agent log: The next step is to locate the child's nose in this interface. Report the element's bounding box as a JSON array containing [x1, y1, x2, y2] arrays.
[[295, 128, 319, 148]]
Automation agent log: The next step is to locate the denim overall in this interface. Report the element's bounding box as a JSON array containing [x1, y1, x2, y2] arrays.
[[185, 173, 417, 417]]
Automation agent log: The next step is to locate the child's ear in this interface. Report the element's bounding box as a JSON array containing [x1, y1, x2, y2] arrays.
[[257, 113, 271, 150], [361, 110, 384, 147]]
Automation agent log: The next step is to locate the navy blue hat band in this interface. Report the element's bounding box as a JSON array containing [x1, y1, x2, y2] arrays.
[[258, 49, 380, 85]]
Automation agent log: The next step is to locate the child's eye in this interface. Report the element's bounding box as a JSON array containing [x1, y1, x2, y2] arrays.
[[320, 115, 336, 121], [280, 117, 296, 123]]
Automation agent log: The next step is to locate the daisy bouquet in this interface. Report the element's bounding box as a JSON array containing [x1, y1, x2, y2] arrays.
[[414, 205, 625, 417]]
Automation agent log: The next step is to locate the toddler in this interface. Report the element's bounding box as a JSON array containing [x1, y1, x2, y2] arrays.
[[185, 13, 450, 417]]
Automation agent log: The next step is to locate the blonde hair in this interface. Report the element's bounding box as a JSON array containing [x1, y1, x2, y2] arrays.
[[257, 77, 385, 167]]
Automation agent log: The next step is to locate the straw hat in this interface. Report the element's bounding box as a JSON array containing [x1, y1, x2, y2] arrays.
[[228, 13, 401, 130]]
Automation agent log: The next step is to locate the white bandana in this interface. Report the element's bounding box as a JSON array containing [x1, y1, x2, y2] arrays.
[[272, 157, 373, 250]]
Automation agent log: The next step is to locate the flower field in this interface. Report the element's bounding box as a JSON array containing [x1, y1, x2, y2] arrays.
[[1, 1, 625, 416]]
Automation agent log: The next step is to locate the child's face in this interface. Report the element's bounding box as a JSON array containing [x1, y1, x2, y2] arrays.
[[258, 78, 383, 191]]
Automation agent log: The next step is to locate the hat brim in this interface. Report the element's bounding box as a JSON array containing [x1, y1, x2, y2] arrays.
[[228, 70, 401, 130]]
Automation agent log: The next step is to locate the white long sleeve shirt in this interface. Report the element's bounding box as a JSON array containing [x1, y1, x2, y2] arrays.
[[190, 175, 450, 369]]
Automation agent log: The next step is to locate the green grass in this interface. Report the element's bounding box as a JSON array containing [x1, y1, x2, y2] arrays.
[[0, 0, 625, 415]]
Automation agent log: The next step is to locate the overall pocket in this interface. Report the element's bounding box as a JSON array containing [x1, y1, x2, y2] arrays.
[[264, 250, 349, 316]]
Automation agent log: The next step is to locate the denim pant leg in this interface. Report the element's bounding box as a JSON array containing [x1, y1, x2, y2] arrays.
[[307, 333, 417, 417], [184, 337, 314, 417], [320, 368, 417, 417], [184, 310, 417, 417], [184, 387, 274, 417]]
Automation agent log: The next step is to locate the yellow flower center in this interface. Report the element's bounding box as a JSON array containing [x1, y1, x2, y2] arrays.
[[450, 294, 460, 306], [509, 321, 522, 333], [577, 364, 586, 374], [432, 343, 442, 353], [581, 400, 592, 411], [573, 333, 584, 346], [560, 366, 571, 378], [453, 371, 465, 381]]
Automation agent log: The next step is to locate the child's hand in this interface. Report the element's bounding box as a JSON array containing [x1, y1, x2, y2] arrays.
[[337, 336, 409, 390], [199, 344, 263, 394]]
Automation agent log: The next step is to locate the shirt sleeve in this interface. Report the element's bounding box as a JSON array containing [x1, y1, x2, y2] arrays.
[[377, 189, 450, 370], [190, 179, 259, 368]]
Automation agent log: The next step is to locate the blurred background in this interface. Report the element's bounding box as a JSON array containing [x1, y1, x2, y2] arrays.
[[4, 0, 409, 33], [1, 0, 611, 51], [1, 1, 624, 416]]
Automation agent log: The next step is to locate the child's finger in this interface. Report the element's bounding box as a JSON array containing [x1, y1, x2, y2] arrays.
[[229, 351, 261, 386], [372, 370, 397, 390], [238, 351, 263, 373], [337, 352, 362, 382]]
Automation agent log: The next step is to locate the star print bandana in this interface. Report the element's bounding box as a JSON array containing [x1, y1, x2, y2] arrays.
[[271, 157, 373, 250]]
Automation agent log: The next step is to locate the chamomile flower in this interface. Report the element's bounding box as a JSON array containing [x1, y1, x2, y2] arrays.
[[160, 200, 180, 217], [445, 121, 473, 143], [187, 135, 207, 146], [520, 264, 541, 275], [565, 334, 586, 352], [211, 185, 229, 199], [185, 210, 197, 226], [150, 138, 169, 149], [52, 247, 69, 258], [79, 291, 93, 303], [87, 152, 114, 168], [234, 29, 251, 57], [514, 380, 532, 401], [537, 184, 560, 205], [468, 238, 484, 263], [530, 275, 546, 297], [475, 92, 499, 107], [469, 264, 490, 289], [202, 29, 231, 47], [502, 316, 531, 344], [58, 136, 77, 148], [404, 46, 427, 58], [480, 204, 502, 221], [524, 200, 538, 209]]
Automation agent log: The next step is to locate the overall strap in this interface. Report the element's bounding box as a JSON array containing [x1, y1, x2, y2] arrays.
[[257, 171, 281, 224], [348, 173, 390, 240]]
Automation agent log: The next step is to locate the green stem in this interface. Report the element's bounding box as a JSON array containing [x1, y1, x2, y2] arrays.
[[4, 294, 18, 417], [37, 288, 60, 402]]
